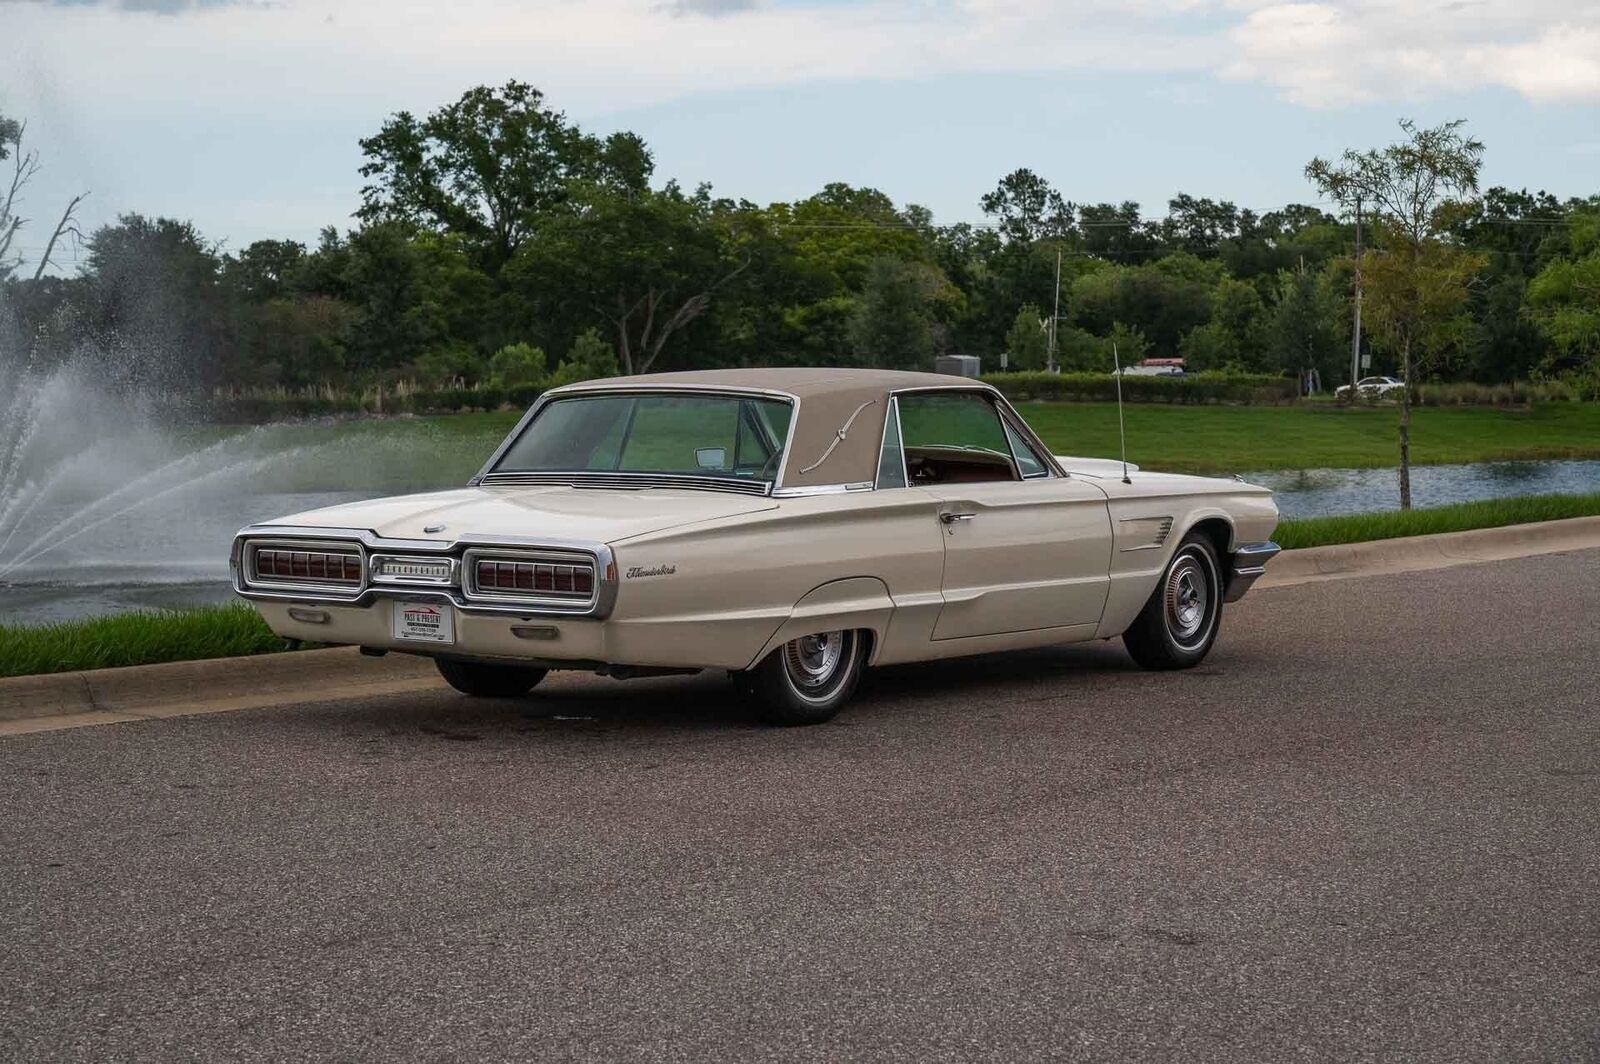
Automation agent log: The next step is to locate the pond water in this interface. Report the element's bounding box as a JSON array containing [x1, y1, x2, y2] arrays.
[[1248, 459, 1600, 520]]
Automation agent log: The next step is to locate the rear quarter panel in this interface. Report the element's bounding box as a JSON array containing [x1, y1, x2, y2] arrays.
[[602, 489, 947, 669]]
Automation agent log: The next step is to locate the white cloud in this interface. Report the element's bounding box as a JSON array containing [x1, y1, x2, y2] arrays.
[[1224, 0, 1600, 106], [1473, 25, 1600, 103], [1, 0, 1596, 131]]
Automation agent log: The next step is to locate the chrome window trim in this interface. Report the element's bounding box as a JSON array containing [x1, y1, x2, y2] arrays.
[[240, 537, 367, 600], [470, 387, 801, 495], [230, 525, 618, 619], [461, 546, 601, 610]]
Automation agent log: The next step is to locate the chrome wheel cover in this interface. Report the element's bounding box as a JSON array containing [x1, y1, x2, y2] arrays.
[[1163, 550, 1214, 649], [782, 630, 851, 702]]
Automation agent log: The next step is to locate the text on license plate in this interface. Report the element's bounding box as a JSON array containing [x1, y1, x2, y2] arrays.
[[394, 601, 455, 644]]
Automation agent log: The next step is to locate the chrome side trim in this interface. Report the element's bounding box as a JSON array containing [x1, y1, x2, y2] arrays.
[[231, 525, 619, 618], [770, 482, 875, 498], [1224, 541, 1281, 602]]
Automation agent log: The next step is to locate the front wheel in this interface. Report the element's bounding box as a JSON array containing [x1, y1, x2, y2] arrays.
[[737, 629, 868, 726], [436, 659, 548, 698], [1122, 535, 1223, 670]]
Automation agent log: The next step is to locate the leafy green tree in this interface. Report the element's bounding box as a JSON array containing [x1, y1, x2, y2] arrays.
[[1450, 187, 1567, 381], [1108, 322, 1152, 367], [310, 223, 495, 378], [512, 183, 741, 375], [235, 295, 359, 387], [1070, 255, 1215, 356], [1077, 202, 1159, 265], [1526, 205, 1600, 379], [357, 82, 646, 270], [1003, 303, 1049, 370], [80, 214, 230, 387], [1307, 119, 1487, 508], [1160, 194, 1243, 258], [981, 169, 1074, 245], [1209, 276, 1269, 368], [849, 257, 937, 370], [1269, 265, 1347, 386], [1055, 325, 1110, 371], [224, 240, 308, 301], [1178, 324, 1238, 372]]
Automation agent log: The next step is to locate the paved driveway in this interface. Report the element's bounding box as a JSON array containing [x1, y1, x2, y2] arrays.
[[2, 551, 1597, 1062]]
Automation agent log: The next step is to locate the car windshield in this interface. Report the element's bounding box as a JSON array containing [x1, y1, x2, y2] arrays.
[[492, 392, 795, 482]]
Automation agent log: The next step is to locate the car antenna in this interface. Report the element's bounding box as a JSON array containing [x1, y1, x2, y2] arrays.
[[1111, 341, 1132, 484]]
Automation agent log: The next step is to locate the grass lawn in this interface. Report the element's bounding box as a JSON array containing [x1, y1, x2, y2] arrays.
[[1012, 401, 1600, 474], [0, 603, 288, 679], [1273, 492, 1600, 550], [310, 402, 1600, 484]]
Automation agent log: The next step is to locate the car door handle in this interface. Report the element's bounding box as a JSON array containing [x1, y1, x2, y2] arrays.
[[940, 512, 976, 524]]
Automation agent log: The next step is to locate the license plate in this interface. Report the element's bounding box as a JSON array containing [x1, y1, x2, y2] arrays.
[[394, 601, 454, 644]]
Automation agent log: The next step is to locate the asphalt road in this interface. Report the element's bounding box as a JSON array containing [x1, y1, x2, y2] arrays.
[[3, 551, 1598, 1063]]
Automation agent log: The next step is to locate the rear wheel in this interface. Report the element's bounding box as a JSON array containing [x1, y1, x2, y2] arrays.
[[435, 659, 548, 698], [738, 629, 868, 726], [1122, 535, 1223, 670]]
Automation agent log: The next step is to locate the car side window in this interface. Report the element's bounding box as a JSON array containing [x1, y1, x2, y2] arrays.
[[1002, 419, 1049, 478], [897, 392, 1019, 485]]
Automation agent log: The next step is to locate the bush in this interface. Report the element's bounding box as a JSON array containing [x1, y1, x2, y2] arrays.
[[487, 343, 548, 388], [1408, 379, 1594, 406], [547, 328, 620, 388], [983, 371, 1298, 405]]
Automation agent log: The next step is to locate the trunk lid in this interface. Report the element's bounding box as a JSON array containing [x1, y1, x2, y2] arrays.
[[260, 485, 778, 543]]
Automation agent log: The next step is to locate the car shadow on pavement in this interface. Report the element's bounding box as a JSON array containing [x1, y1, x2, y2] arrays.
[[303, 639, 1145, 742]]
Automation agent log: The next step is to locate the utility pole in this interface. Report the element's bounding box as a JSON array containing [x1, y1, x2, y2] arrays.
[[1048, 245, 1062, 374], [1349, 193, 1363, 399]]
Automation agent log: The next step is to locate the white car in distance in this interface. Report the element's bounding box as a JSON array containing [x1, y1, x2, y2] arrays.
[[1335, 376, 1407, 399]]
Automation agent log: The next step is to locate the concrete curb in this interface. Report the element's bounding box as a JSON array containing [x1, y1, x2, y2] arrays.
[[3, 515, 1598, 737], [1257, 514, 1600, 590], [0, 647, 440, 736]]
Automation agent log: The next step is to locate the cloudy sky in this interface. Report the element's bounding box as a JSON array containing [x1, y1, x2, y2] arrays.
[[2, 0, 1597, 267]]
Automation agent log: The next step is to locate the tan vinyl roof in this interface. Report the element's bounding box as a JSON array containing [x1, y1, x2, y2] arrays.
[[550, 368, 997, 488]]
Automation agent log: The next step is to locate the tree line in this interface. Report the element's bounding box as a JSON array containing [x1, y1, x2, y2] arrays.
[[1, 82, 1597, 399]]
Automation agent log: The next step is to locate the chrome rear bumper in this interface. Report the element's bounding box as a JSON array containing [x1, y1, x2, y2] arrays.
[[1223, 541, 1281, 602]]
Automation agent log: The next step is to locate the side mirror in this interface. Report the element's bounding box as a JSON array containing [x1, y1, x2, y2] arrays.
[[695, 447, 727, 470]]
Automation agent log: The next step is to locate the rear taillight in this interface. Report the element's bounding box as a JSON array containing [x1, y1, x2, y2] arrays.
[[252, 548, 362, 585], [472, 558, 594, 599]]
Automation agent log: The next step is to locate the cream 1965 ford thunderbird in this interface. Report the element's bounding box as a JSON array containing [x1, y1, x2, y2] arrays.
[[233, 369, 1280, 725]]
